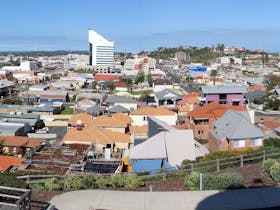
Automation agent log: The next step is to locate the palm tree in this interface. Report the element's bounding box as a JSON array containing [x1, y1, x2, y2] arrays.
[[210, 70, 218, 86]]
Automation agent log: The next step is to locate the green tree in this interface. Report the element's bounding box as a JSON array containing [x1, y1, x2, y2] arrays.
[[210, 70, 218, 86], [147, 73, 153, 87], [135, 71, 145, 84]]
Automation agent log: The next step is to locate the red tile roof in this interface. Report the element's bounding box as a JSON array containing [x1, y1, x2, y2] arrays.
[[95, 74, 123, 81], [0, 156, 23, 171], [188, 102, 246, 119], [0, 136, 43, 148]]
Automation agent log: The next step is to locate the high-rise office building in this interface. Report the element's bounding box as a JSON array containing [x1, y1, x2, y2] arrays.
[[88, 29, 115, 66]]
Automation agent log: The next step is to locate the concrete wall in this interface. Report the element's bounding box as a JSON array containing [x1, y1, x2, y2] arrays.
[[131, 114, 177, 126]]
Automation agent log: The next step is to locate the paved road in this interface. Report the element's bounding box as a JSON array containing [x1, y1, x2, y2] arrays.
[[50, 187, 280, 210]]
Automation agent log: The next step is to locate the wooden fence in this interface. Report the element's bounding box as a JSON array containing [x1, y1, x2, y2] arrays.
[[0, 186, 31, 210], [17, 149, 280, 183]]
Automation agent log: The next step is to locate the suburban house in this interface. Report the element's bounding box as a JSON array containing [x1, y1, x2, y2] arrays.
[[69, 112, 132, 134], [22, 89, 69, 103], [209, 110, 264, 152], [108, 105, 130, 114], [104, 95, 138, 111], [188, 102, 246, 140], [130, 107, 178, 126], [76, 92, 105, 103], [0, 79, 15, 97], [0, 112, 42, 129], [124, 116, 209, 172], [153, 79, 173, 92], [200, 85, 247, 106], [155, 89, 182, 109], [0, 155, 23, 172], [75, 99, 97, 112], [0, 136, 43, 157], [62, 124, 131, 151]]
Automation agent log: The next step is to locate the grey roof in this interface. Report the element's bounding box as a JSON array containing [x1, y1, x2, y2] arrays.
[[211, 110, 264, 141], [22, 89, 68, 96], [272, 89, 280, 95], [0, 79, 14, 88], [86, 106, 103, 114], [154, 79, 172, 86], [155, 89, 182, 100], [0, 104, 54, 113], [104, 95, 138, 104], [201, 85, 247, 94], [244, 90, 266, 102], [76, 92, 105, 100], [0, 112, 39, 119], [108, 105, 130, 113], [0, 126, 22, 136]]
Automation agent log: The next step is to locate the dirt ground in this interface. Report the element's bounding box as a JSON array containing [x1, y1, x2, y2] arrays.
[[31, 163, 278, 209]]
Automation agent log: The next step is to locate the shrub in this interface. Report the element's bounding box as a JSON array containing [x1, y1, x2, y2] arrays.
[[44, 178, 62, 191], [184, 172, 200, 190], [264, 137, 280, 148], [109, 175, 125, 188], [123, 174, 142, 189], [262, 159, 276, 176], [0, 173, 27, 188], [95, 174, 108, 189], [65, 174, 83, 190], [270, 163, 280, 183], [202, 173, 244, 190], [82, 173, 98, 189], [31, 183, 46, 191]]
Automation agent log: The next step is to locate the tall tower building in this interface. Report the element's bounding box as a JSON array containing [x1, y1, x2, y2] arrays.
[[88, 29, 115, 66]]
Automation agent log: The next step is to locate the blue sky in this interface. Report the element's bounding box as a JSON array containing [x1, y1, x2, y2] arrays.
[[1, 0, 280, 52]]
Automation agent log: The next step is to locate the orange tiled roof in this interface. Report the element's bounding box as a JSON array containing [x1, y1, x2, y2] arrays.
[[178, 106, 192, 113], [129, 126, 148, 135], [62, 125, 131, 145], [0, 136, 43, 148], [248, 85, 265, 92], [112, 113, 132, 124], [69, 113, 93, 125], [188, 102, 246, 119], [92, 115, 128, 127], [0, 156, 23, 171], [131, 107, 175, 116]]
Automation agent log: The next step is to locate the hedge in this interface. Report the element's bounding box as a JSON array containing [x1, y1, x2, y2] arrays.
[[202, 173, 244, 190], [262, 159, 276, 176], [184, 172, 244, 190]]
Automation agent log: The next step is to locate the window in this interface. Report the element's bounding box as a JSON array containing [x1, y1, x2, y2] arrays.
[[232, 101, 240, 106], [198, 130, 204, 135], [233, 139, 246, 148], [219, 101, 227, 104], [251, 138, 262, 146], [13, 147, 17, 153], [143, 116, 147, 121]]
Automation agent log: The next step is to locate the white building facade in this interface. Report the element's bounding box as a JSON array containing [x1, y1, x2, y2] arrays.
[[88, 29, 114, 67]]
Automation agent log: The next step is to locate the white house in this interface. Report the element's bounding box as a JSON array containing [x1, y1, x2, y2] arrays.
[[130, 107, 177, 126]]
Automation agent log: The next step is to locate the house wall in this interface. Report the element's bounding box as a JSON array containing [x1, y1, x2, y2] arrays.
[[113, 103, 137, 111], [208, 133, 230, 152], [209, 133, 263, 152], [226, 94, 245, 106], [205, 94, 219, 104], [192, 118, 215, 140], [131, 114, 177, 126], [3, 146, 24, 155]]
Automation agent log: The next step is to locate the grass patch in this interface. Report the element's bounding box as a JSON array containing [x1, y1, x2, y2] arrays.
[[60, 107, 74, 115], [131, 90, 153, 95]]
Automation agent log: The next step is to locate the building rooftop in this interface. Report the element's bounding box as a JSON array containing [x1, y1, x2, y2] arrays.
[[201, 85, 247, 94], [188, 102, 246, 119], [211, 110, 264, 141], [131, 107, 176, 116]]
